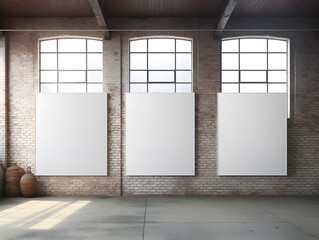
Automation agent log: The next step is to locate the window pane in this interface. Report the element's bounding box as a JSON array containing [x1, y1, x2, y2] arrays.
[[222, 39, 238, 52], [222, 71, 238, 83], [88, 71, 103, 82], [240, 84, 267, 93], [148, 53, 175, 70], [148, 39, 175, 52], [268, 39, 287, 52], [176, 40, 191, 52], [59, 71, 86, 82], [87, 53, 103, 70], [41, 40, 57, 52], [59, 84, 86, 93], [58, 54, 86, 70], [176, 71, 191, 82], [222, 84, 238, 93], [130, 84, 147, 93], [240, 54, 267, 70], [87, 84, 103, 93], [176, 84, 192, 93], [87, 40, 102, 52], [240, 39, 267, 52], [176, 53, 191, 70], [130, 39, 147, 52], [41, 71, 57, 82], [41, 84, 57, 93], [222, 53, 238, 70], [241, 71, 266, 82], [268, 71, 287, 83], [41, 54, 57, 70], [268, 53, 287, 70], [130, 71, 147, 82], [149, 71, 174, 82], [130, 54, 147, 70], [58, 39, 86, 52], [148, 84, 175, 93], [268, 84, 286, 93]]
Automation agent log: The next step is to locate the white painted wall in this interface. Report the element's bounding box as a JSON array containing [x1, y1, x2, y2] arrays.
[[126, 93, 195, 176], [36, 94, 107, 175], [218, 93, 287, 176]]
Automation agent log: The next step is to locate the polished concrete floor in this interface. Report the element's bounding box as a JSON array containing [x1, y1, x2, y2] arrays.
[[0, 196, 318, 240]]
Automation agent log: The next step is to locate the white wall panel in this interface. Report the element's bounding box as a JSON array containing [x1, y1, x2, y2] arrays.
[[218, 93, 287, 176], [36, 94, 107, 175], [126, 93, 195, 176]]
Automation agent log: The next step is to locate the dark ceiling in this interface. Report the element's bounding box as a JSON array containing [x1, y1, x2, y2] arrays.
[[0, 0, 318, 18]]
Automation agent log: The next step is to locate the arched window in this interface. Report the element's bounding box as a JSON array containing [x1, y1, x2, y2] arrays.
[[221, 36, 289, 94], [129, 37, 192, 93], [39, 38, 103, 93]]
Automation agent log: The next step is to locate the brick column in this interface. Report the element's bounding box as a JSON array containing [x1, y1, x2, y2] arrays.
[[0, 34, 6, 168]]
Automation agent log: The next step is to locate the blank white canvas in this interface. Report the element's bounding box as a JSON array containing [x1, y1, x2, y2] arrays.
[[126, 93, 195, 176], [218, 93, 287, 176], [36, 94, 107, 175]]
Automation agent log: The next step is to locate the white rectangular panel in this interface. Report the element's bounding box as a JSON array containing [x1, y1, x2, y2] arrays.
[[218, 93, 287, 176], [36, 93, 107, 175], [126, 93, 195, 176]]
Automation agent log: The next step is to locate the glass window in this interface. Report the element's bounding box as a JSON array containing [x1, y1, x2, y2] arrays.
[[221, 37, 289, 94], [149, 71, 174, 82], [148, 39, 175, 52], [41, 40, 57, 52], [129, 37, 192, 93], [221, 37, 290, 117], [130, 84, 147, 93], [39, 38, 103, 93], [148, 53, 175, 70], [58, 39, 86, 52]]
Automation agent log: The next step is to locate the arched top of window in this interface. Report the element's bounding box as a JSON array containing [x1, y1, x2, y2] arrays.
[[222, 36, 289, 53], [129, 37, 193, 93], [130, 36, 192, 52], [39, 38, 103, 93]]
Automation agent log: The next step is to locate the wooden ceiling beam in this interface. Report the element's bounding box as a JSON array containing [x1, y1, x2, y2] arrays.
[[214, 0, 238, 38], [88, 0, 111, 40]]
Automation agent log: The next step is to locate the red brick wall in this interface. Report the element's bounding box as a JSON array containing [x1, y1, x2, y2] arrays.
[[1, 17, 318, 196]]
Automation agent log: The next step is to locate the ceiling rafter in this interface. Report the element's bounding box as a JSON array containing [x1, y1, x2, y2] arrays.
[[214, 0, 238, 38], [88, 0, 111, 40]]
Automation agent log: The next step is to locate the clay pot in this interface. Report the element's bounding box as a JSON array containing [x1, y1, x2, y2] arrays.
[[0, 164, 4, 197], [20, 167, 37, 198], [5, 163, 24, 197]]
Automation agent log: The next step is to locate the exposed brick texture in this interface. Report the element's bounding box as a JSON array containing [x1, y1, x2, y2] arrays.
[[0, 17, 318, 196], [0, 35, 6, 168]]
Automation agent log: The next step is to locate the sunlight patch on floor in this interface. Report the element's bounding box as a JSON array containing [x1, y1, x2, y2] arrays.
[[15, 201, 69, 227], [30, 200, 91, 230], [0, 200, 66, 225]]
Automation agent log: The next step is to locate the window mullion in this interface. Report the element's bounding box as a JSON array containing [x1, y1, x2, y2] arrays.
[[238, 39, 241, 93], [57, 39, 59, 93], [147, 39, 149, 93], [86, 39, 88, 93], [266, 39, 269, 93], [174, 39, 177, 93]]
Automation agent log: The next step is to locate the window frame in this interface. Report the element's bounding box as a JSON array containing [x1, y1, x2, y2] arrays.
[[129, 36, 193, 93], [221, 36, 290, 117], [39, 37, 103, 93]]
